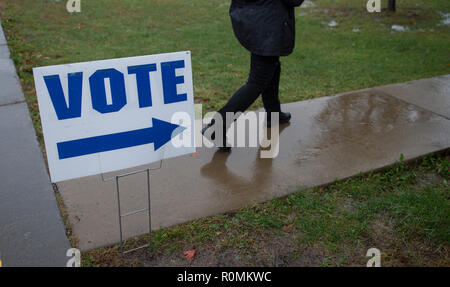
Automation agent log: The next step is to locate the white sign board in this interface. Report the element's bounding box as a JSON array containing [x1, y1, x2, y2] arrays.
[[33, 51, 195, 182]]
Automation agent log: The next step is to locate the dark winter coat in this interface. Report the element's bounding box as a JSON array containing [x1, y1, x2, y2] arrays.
[[229, 0, 304, 56]]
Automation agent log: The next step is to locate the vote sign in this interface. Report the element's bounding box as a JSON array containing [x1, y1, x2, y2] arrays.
[[33, 51, 195, 182]]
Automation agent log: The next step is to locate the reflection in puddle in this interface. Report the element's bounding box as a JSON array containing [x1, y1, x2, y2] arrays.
[[200, 124, 290, 194], [313, 92, 432, 150]]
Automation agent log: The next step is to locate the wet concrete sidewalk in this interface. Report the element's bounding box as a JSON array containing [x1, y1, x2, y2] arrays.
[[0, 23, 71, 266], [57, 74, 450, 251]]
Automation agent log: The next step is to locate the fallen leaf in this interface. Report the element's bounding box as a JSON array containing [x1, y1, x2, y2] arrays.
[[184, 250, 196, 260], [282, 224, 294, 233], [227, 64, 232, 67]]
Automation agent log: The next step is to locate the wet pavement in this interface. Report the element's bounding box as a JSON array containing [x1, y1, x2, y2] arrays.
[[0, 24, 23, 105], [0, 22, 71, 266], [56, 78, 450, 251], [377, 74, 450, 119]]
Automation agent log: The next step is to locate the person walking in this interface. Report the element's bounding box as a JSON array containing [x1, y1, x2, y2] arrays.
[[202, 0, 304, 151]]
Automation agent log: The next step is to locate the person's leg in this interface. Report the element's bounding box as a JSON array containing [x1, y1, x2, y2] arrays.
[[218, 53, 280, 120], [261, 59, 281, 113], [260, 59, 291, 127], [203, 53, 279, 150]]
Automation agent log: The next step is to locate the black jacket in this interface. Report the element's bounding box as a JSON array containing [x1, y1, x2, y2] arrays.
[[230, 0, 304, 56]]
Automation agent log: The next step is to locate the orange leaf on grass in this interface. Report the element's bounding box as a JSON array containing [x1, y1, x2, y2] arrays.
[[282, 224, 294, 233], [184, 250, 196, 260]]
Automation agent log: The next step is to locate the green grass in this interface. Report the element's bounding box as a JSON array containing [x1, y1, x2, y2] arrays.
[[0, 0, 449, 147], [82, 153, 449, 266]]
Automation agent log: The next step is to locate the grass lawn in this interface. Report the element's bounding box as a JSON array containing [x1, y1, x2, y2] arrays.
[[0, 0, 449, 266], [1, 0, 449, 146], [81, 153, 449, 267]]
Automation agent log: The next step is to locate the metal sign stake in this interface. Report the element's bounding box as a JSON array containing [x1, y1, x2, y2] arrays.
[[102, 160, 162, 256]]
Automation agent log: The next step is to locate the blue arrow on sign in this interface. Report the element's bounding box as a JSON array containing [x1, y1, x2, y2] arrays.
[[57, 118, 186, 160]]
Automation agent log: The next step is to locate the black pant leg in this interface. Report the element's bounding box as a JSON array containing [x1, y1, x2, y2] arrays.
[[261, 60, 281, 113], [218, 53, 280, 122]]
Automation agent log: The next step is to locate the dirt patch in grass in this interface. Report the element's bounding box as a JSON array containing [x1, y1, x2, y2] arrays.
[[90, 232, 330, 267], [416, 172, 445, 187], [369, 214, 396, 251]]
